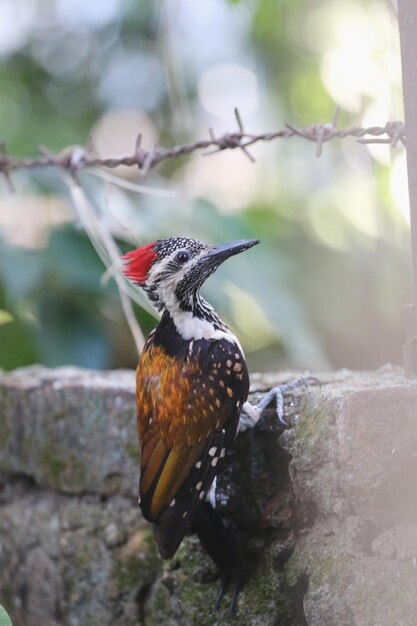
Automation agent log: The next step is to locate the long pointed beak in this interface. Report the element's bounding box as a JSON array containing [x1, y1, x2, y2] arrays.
[[205, 239, 260, 265]]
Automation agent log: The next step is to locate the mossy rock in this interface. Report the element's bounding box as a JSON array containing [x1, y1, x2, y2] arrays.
[[113, 528, 162, 592]]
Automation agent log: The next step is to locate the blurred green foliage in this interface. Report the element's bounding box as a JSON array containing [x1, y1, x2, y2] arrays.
[[0, 0, 410, 373], [0, 605, 12, 626]]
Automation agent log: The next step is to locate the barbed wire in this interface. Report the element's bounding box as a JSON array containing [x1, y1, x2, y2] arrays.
[[0, 109, 406, 191]]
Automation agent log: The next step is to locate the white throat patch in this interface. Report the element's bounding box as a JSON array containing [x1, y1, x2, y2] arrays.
[[172, 308, 240, 345]]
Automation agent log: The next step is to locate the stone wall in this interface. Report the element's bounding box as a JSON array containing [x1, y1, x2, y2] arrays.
[[0, 366, 416, 625]]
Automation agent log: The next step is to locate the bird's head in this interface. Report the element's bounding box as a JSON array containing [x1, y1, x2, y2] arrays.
[[122, 236, 259, 315]]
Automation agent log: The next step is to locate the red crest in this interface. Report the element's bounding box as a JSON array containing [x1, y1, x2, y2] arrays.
[[122, 243, 158, 283]]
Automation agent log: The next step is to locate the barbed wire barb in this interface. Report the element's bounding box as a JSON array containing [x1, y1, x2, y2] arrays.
[[0, 142, 15, 193], [332, 106, 341, 127], [134, 133, 142, 154], [233, 107, 256, 162]]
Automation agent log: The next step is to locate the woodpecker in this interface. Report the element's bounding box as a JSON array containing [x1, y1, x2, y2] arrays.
[[122, 236, 300, 611]]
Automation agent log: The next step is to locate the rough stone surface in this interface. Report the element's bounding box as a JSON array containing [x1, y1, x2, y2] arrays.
[[281, 367, 417, 626], [0, 365, 417, 625], [0, 366, 138, 496]]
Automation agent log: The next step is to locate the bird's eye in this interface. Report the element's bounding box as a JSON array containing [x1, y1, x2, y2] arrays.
[[176, 251, 190, 264]]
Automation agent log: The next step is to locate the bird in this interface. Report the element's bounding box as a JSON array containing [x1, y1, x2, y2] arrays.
[[122, 236, 307, 611]]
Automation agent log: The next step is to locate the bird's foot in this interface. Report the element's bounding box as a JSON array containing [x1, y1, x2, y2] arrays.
[[240, 375, 319, 432], [256, 375, 320, 427]]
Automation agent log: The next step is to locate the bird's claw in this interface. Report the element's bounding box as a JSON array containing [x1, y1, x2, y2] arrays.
[[255, 375, 320, 427], [239, 376, 319, 433]]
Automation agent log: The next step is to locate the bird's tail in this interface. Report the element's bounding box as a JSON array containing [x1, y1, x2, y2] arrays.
[[190, 502, 244, 613]]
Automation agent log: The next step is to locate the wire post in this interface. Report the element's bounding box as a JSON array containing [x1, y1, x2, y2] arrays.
[[398, 0, 417, 375]]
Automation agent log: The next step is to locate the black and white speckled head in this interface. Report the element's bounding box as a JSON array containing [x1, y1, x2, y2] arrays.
[[122, 236, 259, 326]]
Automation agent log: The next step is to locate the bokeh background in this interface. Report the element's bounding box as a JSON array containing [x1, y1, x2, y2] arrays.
[[0, 0, 409, 373]]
